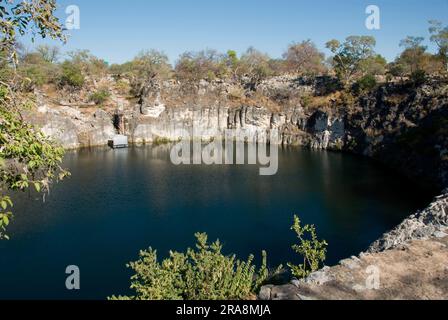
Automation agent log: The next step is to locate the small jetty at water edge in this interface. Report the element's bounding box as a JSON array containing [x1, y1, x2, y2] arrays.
[[109, 135, 129, 149]]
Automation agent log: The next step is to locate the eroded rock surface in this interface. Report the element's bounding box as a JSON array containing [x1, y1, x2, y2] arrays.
[[261, 236, 448, 300]]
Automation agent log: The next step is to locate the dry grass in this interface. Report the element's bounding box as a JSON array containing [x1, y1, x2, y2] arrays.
[[385, 93, 408, 106]]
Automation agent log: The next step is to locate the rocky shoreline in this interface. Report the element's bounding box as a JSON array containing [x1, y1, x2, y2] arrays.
[[260, 192, 448, 300]]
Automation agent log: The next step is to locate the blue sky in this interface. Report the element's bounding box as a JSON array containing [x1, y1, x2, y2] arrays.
[[23, 0, 448, 64]]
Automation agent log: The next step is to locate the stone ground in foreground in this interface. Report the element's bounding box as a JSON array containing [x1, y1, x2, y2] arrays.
[[261, 236, 448, 300]]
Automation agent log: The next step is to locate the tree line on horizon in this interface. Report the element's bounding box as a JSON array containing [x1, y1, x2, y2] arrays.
[[2, 19, 447, 96]]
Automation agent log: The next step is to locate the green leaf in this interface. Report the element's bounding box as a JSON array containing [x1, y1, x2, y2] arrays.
[[5, 198, 12, 207]]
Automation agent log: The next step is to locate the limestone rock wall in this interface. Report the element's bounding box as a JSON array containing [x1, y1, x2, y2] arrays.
[[31, 77, 448, 190], [28, 94, 116, 149]]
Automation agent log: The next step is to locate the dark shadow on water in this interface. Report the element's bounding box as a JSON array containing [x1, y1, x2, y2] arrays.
[[0, 145, 433, 299]]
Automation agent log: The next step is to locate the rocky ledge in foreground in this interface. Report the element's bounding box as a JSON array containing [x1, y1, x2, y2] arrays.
[[260, 192, 448, 300]]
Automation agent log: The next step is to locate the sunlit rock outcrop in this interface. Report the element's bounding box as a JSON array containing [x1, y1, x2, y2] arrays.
[[30, 76, 448, 189]]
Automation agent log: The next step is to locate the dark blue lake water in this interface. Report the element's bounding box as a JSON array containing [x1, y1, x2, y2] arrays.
[[0, 145, 432, 299]]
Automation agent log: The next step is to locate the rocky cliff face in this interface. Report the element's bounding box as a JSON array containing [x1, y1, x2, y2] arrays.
[[27, 92, 116, 149], [130, 77, 448, 190], [29, 76, 448, 190], [343, 80, 448, 190], [129, 77, 348, 150]]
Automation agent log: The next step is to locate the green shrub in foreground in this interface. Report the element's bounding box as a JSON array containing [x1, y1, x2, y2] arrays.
[[110, 233, 281, 300], [0, 90, 69, 240], [288, 215, 328, 279], [111, 216, 328, 300]]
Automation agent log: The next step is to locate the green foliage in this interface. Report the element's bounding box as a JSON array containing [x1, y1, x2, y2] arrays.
[[287, 215, 328, 279], [358, 54, 387, 76], [0, 87, 69, 239], [387, 61, 406, 78], [20, 64, 48, 87], [326, 36, 377, 85], [226, 50, 239, 70], [59, 61, 85, 88], [410, 69, 427, 86], [110, 50, 173, 86], [0, 0, 66, 64], [132, 50, 172, 80], [17, 52, 59, 89], [109, 62, 135, 77], [339, 90, 357, 106], [89, 88, 111, 105], [174, 47, 276, 84], [0, 0, 69, 240], [397, 36, 429, 74], [300, 94, 313, 108], [0, 195, 13, 240], [152, 136, 172, 146], [238, 47, 274, 86], [395, 35, 444, 76], [429, 20, 448, 72], [111, 233, 280, 300], [110, 50, 172, 96], [400, 36, 426, 52], [354, 74, 377, 93], [114, 79, 131, 95], [66, 50, 108, 79], [0, 57, 13, 83]]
